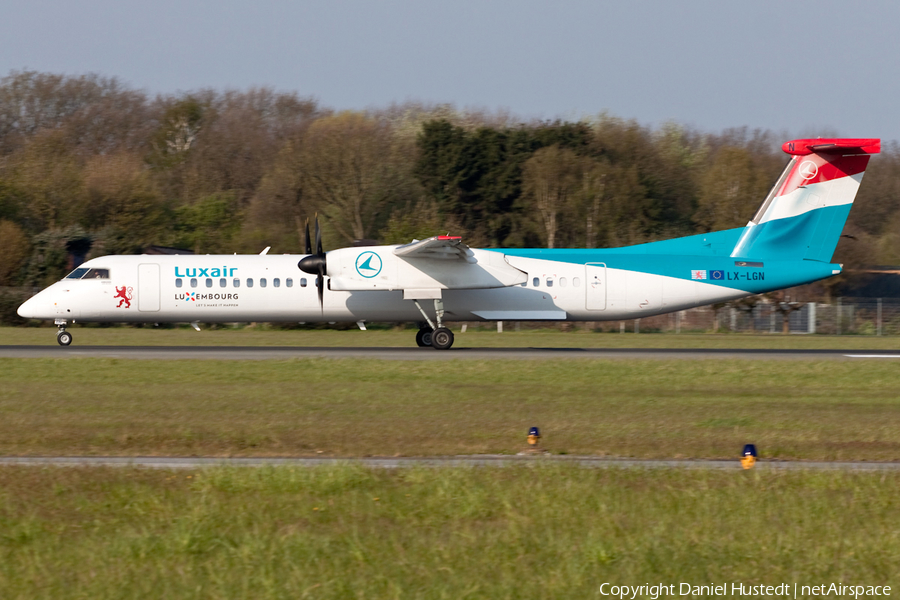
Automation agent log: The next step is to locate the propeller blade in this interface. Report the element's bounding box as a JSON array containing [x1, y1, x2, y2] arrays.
[[315, 215, 323, 257], [304, 219, 312, 255], [317, 270, 324, 311]]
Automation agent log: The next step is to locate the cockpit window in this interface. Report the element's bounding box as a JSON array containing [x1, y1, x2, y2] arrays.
[[65, 268, 109, 280], [83, 268, 110, 279]]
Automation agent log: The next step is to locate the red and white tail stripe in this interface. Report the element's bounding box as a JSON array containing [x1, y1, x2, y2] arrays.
[[751, 138, 880, 225]]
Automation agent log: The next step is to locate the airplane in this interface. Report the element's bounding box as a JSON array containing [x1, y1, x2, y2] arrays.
[[17, 137, 880, 349]]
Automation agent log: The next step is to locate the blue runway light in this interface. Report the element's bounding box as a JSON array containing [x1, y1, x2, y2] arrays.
[[527, 427, 541, 447]]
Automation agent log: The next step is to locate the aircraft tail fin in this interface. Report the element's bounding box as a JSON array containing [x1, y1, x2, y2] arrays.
[[731, 138, 880, 262]]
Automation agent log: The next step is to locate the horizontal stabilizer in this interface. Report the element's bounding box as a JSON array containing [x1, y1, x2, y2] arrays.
[[782, 138, 880, 156]]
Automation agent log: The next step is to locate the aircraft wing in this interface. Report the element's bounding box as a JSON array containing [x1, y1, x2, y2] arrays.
[[393, 236, 476, 263], [327, 235, 527, 291]]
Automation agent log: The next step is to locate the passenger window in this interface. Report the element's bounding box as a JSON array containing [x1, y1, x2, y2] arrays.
[[247, 278, 254, 288], [206, 278, 213, 288], [573, 277, 581, 288], [233, 278, 240, 288], [220, 278, 226, 287], [533, 277, 540, 287], [176, 279, 183, 288], [300, 278, 307, 287], [559, 277, 567, 288], [286, 278, 293, 288], [546, 278, 554, 288], [273, 278, 281, 288], [260, 278, 267, 288], [190, 278, 198, 288]]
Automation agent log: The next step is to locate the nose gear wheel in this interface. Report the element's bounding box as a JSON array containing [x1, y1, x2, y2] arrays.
[[57, 330, 72, 346]]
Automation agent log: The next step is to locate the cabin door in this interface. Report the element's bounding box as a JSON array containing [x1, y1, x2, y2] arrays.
[[138, 263, 160, 312], [585, 263, 607, 310]]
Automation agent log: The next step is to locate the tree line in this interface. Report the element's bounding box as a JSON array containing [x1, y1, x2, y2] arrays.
[[1, 69, 899, 293]]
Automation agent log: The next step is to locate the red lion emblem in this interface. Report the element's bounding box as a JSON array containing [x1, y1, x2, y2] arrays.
[[114, 286, 133, 308]]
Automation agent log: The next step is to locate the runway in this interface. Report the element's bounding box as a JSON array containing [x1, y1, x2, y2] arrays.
[[1, 345, 899, 360], [2, 455, 899, 471]]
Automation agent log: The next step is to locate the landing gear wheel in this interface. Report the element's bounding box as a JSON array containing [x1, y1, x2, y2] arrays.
[[57, 331, 72, 346], [415, 328, 433, 347], [431, 327, 454, 350]]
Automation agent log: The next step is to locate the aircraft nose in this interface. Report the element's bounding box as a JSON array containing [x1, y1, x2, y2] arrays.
[[17, 295, 38, 319], [17, 292, 55, 320]]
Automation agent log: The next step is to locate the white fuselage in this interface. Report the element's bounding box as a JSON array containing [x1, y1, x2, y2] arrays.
[[18, 252, 751, 325]]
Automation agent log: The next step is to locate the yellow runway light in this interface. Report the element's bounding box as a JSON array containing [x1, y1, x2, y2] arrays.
[[741, 444, 758, 469]]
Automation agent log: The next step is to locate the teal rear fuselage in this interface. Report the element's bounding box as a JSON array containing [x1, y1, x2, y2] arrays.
[[501, 225, 842, 296]]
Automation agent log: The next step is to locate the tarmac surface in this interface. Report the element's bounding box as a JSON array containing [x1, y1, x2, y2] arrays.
[[1, 345, 900, 360], [2, 455, 899, 471]]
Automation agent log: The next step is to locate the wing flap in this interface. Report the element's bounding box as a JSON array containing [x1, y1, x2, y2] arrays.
[[393, 236, 476, 262]]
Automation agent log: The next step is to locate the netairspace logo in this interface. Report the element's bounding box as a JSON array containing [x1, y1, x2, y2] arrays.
[[598, 582, 891, 599]]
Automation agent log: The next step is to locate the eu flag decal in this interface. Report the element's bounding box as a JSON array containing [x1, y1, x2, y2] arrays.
[[710, 270, 725, 281]]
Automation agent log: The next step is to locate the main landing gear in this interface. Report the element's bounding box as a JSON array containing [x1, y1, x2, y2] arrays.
[[56, 320, 72, 346], [412, 299, 454, 350], [415, 327, 433, 347], [430, 327, 454, 350]]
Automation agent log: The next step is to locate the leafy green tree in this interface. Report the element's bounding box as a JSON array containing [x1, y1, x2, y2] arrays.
[[848, 143, 900, 242], [0, 220, 30, 284], [25, 226, 92, 287], [379, 199, 460, 246], [694, 146, 771, 232], [244, 138, 308, 252], [170, 192, 241, 253], [0, 70, 139, 155], [522, 145, 582, 248], [301, 112, 394, 243], [415, 119, 595, 246], [9, 129, 86, 231], [83, 152, 166, 254]]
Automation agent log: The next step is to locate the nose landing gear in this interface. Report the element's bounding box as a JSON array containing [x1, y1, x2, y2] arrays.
[[55, 320, 72, 346]]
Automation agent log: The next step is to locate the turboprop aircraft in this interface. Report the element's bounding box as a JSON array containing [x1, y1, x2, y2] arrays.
[[18, 137, 880, 349]]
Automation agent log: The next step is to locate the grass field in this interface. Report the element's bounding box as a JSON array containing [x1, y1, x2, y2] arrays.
[[2, 358, 899, 460], [0, 465, 897, 599], [3, 325, 900, 349]]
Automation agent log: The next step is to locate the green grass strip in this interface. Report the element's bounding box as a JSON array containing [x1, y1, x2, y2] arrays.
[[1, 358, 899, 460], [0, 465, 897, 598]]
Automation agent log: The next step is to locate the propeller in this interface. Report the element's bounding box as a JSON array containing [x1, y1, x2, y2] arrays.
[[298, 216, 326, 310]]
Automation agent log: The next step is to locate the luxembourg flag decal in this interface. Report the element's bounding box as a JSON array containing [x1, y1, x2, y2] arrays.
[[691, 270, 707, 280]]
